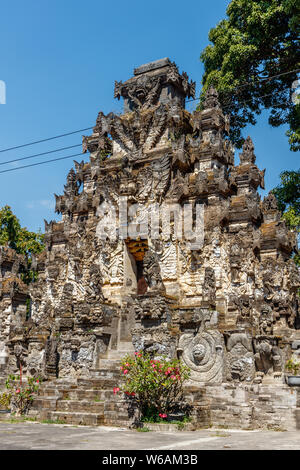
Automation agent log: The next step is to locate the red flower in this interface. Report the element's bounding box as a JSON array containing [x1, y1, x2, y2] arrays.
[[113, 387, 120, 394], [130, 392, 135, 396], [36, 379, 39, 383], [159, 413, 167, 419]]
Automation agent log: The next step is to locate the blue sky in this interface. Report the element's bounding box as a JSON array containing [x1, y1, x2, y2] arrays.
[[0, 0, 298, 232]]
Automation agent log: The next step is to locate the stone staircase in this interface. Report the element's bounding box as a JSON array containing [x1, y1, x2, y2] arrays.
[[30, 341, 137, 427]]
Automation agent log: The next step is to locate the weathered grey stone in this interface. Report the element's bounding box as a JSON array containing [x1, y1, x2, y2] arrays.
[[1, 58, 299, 430]]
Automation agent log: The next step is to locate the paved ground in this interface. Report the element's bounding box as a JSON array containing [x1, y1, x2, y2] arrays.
[[0, 421, 299, 450]]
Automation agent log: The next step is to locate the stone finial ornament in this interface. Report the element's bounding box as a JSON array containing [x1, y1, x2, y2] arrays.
[[240, 136, 256, 164], [203, 86, 220, 109]]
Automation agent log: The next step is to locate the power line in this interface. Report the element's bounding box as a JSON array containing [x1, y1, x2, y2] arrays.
[[186, 68, 300, 104], [0, 144, 82, 167], [0, 127, 93, 154], [0, 152, 87, 174], [223, 94, 291, 110], [0, 98, 291, 176], [0, 68, 299, 156]]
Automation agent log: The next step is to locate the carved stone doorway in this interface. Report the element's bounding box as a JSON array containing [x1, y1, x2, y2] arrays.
[[125, 239, 148, 295]]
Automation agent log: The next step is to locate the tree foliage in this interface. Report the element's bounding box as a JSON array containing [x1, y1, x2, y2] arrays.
[[0, 205, 45, 282], [200, 0, 300, 149], [272, 170, 300, 265]]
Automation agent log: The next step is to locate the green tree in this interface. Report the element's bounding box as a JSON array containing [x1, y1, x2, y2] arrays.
[[200, 0, 300, 149], [0, 205, 45, 282], [272, 170, 300, 265]]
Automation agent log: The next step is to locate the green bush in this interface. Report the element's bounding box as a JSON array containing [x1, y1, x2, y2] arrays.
[[285, 358, 300, 376], [115, 352, 190, 421], [5, 374, 42, 415]]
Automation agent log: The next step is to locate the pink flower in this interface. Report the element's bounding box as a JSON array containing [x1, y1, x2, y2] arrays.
[[113, 387, 120, 394], [36, 379, 39, 383], [16, 389, 20, 394], [171, 375, 176, 380], [123, 369, 128, 375], [159, 413, 167, 419]]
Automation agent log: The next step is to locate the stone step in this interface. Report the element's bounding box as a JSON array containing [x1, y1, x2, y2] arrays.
[[38, 389, 62, 398], [56, 399, 105, 413], [65, 388, 116, 401], [39, 383, 77, 393], [118, 341, 135, 350], [90, 367, 122, 378], [32, 397, 58, 411], [106, 350, 132, 360], [96, 359, 123, 369], [45, 411, 104, 426], [103, 410, 133, 426], [77, 377, 120, 389]]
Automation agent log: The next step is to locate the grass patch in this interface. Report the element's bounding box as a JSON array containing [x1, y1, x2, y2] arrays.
[[136, 427, 151, 432], [141, 415, 192, 425], [212, 431, 230, 437], [266, 426, 287, 432], [41, 418, 66, 424]]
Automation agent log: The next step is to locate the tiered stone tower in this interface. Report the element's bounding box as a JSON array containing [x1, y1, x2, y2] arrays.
[[1, 58, 300, 429]]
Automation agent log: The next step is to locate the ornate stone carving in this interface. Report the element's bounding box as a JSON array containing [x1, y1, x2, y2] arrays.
[[226, 333, 255, 382], [253, 337, 283, 377], [262, 192, 279, 213], [114, 59, 195, 111], [143, 249, 165, 293], [240, 136, 256, 164], [178, 311, 224, 383], [2, 58, 298, 398], [45, 337, 58, 378], [203, 86, 220, 109]]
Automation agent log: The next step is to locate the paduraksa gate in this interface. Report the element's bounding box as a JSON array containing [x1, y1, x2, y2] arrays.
[[1, 58, 300, 429]]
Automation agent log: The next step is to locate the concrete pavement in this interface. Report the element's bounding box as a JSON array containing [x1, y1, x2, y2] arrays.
[[0, 421, 299, 450]]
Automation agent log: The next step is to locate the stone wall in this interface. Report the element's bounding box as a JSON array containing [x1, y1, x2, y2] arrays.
[[186, 383, 300, 431]]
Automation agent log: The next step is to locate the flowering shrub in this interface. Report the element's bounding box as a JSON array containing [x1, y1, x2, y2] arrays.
[[117, 352, 190, 421], [4, 374, 41, 415]]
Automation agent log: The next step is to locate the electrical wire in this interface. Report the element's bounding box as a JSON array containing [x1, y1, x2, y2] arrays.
[[0, 152, 87, 174], [0, 144, 82, 166], [0, 68, 298, 156], [0, 127, 93, 154]]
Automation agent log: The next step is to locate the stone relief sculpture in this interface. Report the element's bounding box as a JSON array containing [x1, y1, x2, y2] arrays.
[[178, 311, 224, 384], [253, 337, 283, 378], [226, 333, 255, 382]]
